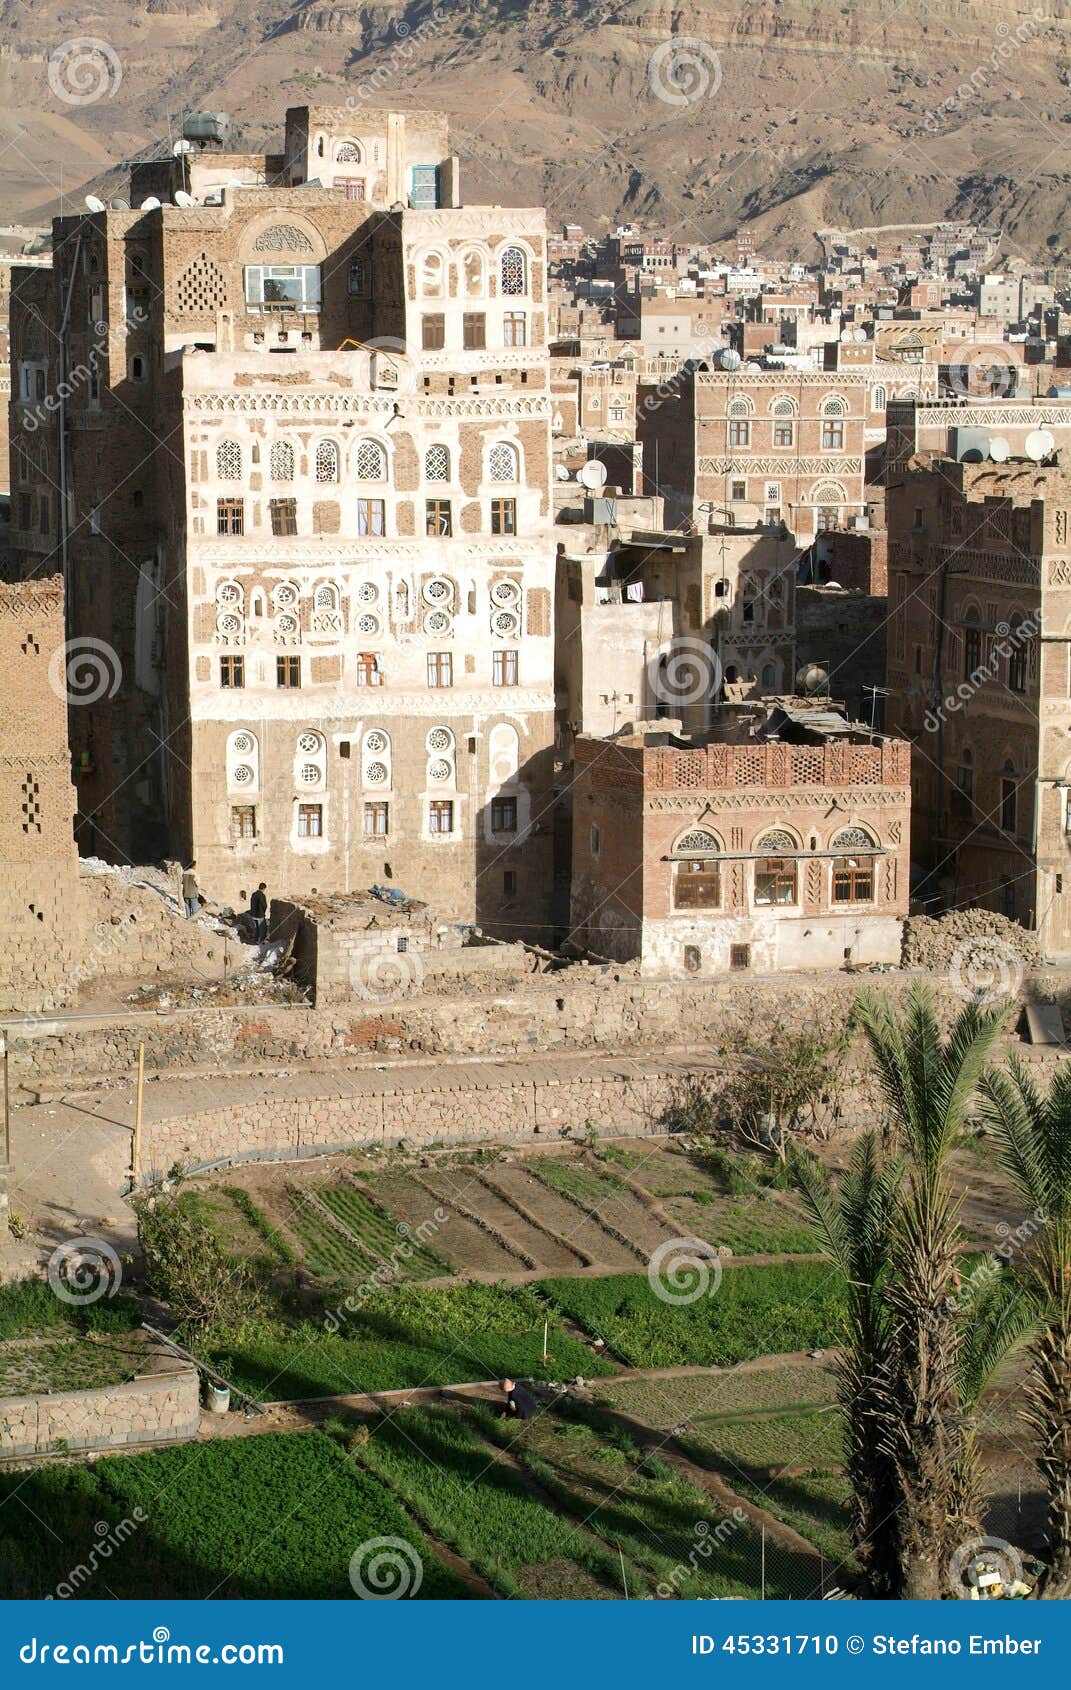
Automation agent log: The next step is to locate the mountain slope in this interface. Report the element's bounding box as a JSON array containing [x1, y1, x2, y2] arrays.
[[2, 0, 1070, 258]]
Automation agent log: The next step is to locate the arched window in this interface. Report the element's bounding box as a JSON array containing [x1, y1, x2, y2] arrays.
[[488, 442, 518, 483], [363, 728, 391, 788], [425, 444, 450, 482], [355, 440, 386, 481], [315, 440, 339, 484], [313, 583, 338, 612], [673, 829, 721, 910], [820, 396, 847, 416], [1007, 612, 1030, 693], [335, 140, 361, 163], [227, 729, 259, 792], [872, 384, 887, 412], [421, 252, 445, 298], [727, 397, 752, 418], [270, 440, 294, 482], [761, 661, 777, 690], [216, 440, 242, 480], [963, 604, 982, 680], [771, 397, 796, 416], [831, 827, 875, 903], [754, 830, 797, 906], [463, 250, 485, 296], [500, 247, 527, 296]]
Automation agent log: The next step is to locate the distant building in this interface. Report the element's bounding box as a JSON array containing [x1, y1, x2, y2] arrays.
[[569, 719, 910, 975]]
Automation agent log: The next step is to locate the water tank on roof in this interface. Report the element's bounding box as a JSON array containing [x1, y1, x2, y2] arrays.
[[182, 112, 232, 148]]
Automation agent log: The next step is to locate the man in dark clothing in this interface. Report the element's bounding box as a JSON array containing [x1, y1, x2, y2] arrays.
[[250, 883, 268, 943], [499, 1377, 537, 1420]]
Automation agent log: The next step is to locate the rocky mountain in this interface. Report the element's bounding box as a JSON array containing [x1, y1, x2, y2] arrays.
[[2, 0, 1071, 259]]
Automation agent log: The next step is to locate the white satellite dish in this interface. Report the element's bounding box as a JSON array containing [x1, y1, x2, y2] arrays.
[[578, 460, 608, 490], [989, 435, 1011, 463], [173, 190, 196, 208], [1037, 429, 1056, 458], [172, 139, 193, 156], [109, 198, 130, 211], [84, 194, 106, 213], [554, 464, 570, 481], [139, 196, 161, 211], [1025, 429, 1054, 463]]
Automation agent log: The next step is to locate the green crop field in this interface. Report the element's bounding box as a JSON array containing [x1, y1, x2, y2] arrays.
[[670, 1194, 817, 1256], [203, 1281, 614, 1401], [682, 1408, 845, 1474], [530, 1158, 627, 1209], [539, 1262, 845, 1369], [0, 1333, 148, 1399], [0, 1280, 140, 1342], [354, 1403, 632, 1598], [0, 1431, 468, 1600]]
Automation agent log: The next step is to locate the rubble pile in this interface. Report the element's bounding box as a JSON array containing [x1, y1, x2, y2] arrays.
[[902, 909, 1041, 973]]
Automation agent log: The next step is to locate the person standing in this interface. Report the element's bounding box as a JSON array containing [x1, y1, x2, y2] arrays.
[[182, 861, 200, 919], [250, 882, 268, 943]]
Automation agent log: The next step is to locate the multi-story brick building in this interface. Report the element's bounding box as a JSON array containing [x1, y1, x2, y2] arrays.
[[7, 106, 555, 938], [639, 367, 870, 545], [0, 575, 82, 1013], [569, 723, 910, 975], [886, 454, 1071, 955]]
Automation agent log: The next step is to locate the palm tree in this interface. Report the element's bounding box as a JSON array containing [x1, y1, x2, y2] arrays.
[[977, 1057, 1071, 1596], [853, 986, 1008, 1598], [949, 1265, 1035, 1548], [793, 1133, 903, 1596]]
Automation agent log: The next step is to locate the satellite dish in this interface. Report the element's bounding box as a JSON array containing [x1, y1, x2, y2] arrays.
[[1025, 429, 1052, 463], [988, 435, 1011, 463], [172, 139, 193, 156], [716, 347, 742, 371], [1037, 429, 1056, 458], [139, 196, 161, 211], [578, 460, 608, 490], [84, 194, 106, 213], [554, 464, 570, 481], [173, 190, 196, 208], [109, 198, 130, 211], [203, 192, 222, 205]]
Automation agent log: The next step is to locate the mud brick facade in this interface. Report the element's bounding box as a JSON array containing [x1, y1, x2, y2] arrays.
[[886, 455, 1071, 956], [638, 367, 871, 543], [569, 729, 910, 974], [0, 576, 82, 1013], [6, 107, 555, 940]]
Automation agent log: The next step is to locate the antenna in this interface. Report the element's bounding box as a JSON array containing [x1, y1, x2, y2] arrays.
[[172, 139, 193, 156], [578, 460, 608, 490], [84, 194, 106, 213], [139, 196, 162, 212], [988, 435, 1010, 463], [173, 190, 196, 208]]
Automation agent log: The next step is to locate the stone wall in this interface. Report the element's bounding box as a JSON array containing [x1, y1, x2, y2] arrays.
[[5, 965, 1065, 1087], [139, 1058, 718, 1174], [0, 1350, 200, 1460]]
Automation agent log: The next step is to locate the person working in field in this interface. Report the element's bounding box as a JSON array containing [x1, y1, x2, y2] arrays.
[[499, 1378, 536, 1420]]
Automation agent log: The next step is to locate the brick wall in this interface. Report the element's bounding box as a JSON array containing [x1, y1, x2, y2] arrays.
[[0, 576, 83, 1012]]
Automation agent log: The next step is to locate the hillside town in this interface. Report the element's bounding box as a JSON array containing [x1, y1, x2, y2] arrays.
[[2, 97, 1071, 1612]]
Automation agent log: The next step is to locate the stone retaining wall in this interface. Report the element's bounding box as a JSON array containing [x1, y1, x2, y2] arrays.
[[0, 1349, 201, 1461], [5, 966, 1062, 1087], [141, 1064, 708, 1175]]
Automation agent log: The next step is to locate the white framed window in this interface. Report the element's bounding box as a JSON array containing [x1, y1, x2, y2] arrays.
[[243, 265, 321, 310]]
